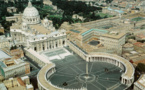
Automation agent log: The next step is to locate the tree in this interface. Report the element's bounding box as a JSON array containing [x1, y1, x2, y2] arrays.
[[10, 46, 14, 50], [136, 63, 145, 72], [0, 32, 3, 35]]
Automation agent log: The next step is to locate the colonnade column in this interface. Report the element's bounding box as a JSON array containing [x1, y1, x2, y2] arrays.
[[51, 41, 53, 49], [60, 39, 63, 47], [57, 40, 60, 47], [53, 41, 55, 49], [45, 41, 47, 51], [40, 42, 43, 51], [36, 43, 39, 52], [47, 41, 49, 50], [65, 38, 67, 46]]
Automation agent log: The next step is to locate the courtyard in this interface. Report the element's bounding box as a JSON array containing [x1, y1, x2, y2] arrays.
[[49, 53, 127, 90]]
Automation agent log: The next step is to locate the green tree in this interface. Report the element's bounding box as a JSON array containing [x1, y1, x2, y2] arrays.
[[136, 63, 145, 72]]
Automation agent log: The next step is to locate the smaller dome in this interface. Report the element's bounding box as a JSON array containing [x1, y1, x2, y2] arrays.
[[44, 18, 49, 23]]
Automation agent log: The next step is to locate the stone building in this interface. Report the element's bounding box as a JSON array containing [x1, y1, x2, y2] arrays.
[[0, 76, 33, 90], [6, 14, 22, 22], [10, 48, 24, 59], [65, 26, 125, 55], [7, 7, 17, 13], [0, 35, 10, 49], [100, 31, 126, 55], [0, 58, 30, 79], [0, 24, 4, 34], [134, 74, 145, 90]]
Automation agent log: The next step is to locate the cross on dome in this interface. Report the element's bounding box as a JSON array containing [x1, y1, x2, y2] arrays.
[[28, 0, 32, 7]]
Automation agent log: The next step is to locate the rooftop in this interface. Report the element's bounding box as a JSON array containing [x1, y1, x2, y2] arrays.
[[81, 28, 108, 36], [0, 49, 11, 59], [102, 32, 126, 39], [0, 83, 7, 90], [107, 7, 124, 13], [135, 74, 145, 89], [30, 24, 51, 34]]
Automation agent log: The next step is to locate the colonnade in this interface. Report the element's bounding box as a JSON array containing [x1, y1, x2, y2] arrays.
[[24, 48, 45, 67], [87, 56, 134, 86], [46, 68, 56, 79], [121, 76, 134, 86], [87, 56, 125, 71], [37, 64, 87, 90], [67, 40, 86, 60], [32, 38, 67, 52], [67, 40, 134, 86]]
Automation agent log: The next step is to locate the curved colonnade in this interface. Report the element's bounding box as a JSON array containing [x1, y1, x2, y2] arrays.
[[37, 40, 135, 90], [86, 53, 134, 85], [37, 63, 87, 90]]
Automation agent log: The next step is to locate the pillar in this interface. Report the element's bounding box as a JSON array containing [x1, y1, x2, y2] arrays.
[[61, 39, 63, 47], [45, 41, 47, 50], [47, 41, 49, 50], [58, 40, 60, 47], [36, 43, 39, 52], [86, 62, 89, 75], [53, 41, 56, 48]]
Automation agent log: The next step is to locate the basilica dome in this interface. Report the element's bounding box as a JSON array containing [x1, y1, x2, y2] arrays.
[[23, 6, 39, 17], [22, 1, 40, 24]]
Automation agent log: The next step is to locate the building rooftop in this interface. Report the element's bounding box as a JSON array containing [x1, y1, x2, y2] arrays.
[[9, 86, 26, 90], [134, 74, 145, 89], [102, 32, 126, 39], [26, 84, 33, 89], [123, 43, 133, 48], [0, 49, 11, 59], [30, 24, 51, 34], [81, 28, 108, 36], [0, 83, 7, 90], [107, 7, 124, 13]]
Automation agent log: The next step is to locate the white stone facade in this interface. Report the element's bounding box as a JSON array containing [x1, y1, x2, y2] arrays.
[[100, 35, 125, 54]]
